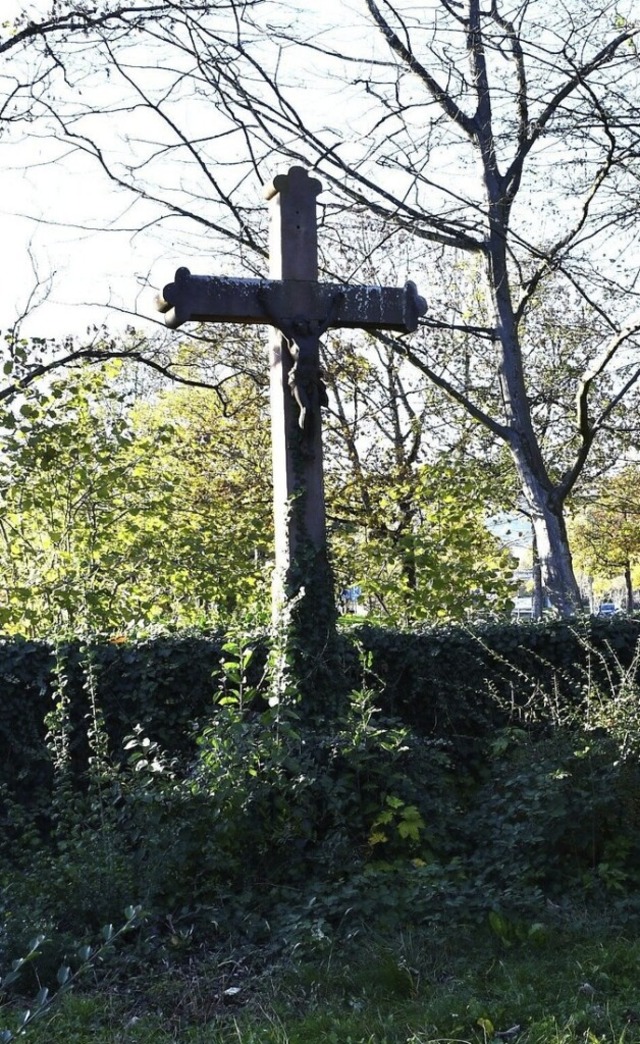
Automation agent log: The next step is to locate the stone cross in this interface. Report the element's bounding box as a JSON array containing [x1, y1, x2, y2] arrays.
[[156, 165, 426, 624]]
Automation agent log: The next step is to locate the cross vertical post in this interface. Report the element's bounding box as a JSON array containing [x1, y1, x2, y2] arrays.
[[264, 168, 329, 619]]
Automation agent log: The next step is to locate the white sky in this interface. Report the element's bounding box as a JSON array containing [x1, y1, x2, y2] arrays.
[[1, 84, 205, 339], [2, 158, 157, 337]]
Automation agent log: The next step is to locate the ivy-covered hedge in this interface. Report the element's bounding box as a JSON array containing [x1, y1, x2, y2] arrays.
[[350, 615, 640, 736], [2, 617, 639, 802], [0, 633, 228, 799]]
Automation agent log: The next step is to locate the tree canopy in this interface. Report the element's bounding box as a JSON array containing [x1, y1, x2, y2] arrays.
[[571, 467, 640, 612], [0, 364, 273, 633], [0, 352, 516, 635], [2, 0, 639, 616]]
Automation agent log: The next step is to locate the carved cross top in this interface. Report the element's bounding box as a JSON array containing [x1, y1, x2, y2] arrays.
[[157, 167, 426, 338]]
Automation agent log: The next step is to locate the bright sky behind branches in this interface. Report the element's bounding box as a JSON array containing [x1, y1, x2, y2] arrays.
[[1, 0, 638, 344], [0, 0, 362, 339]]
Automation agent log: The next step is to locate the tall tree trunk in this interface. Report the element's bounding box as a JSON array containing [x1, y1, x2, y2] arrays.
[[531, 530, 543, 620], [529, 499, 581, 617], [482, 180, 582, 616], [624, 558, 633, 613], [513, 458, 582, 616]]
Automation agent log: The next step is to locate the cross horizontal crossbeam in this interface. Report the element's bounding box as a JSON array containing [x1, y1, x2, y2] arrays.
[[157, 267, 426, 333]]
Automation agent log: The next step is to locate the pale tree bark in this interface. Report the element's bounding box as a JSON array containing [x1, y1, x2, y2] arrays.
[[531, 532, 544, 620], [357, 0, 640, 614], [624, 560, 633, 614]]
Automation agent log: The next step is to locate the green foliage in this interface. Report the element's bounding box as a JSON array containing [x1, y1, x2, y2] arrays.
[[328, 455, 517, 625], [5, 616, 640, 814], [571, 465, 640, 606], [0, 362, 172, 633], [0, 351, 518, 636], [464, 725, 640, 901], [349, 616, 640, 738], [0, 366, 273, 634], [0, 631, 232, 804], [0, 908, 141, 1043], [7, 909, 640, 1044], [4, 622, 640, 1041], [128, 382, 273, 626], [4, 621, 640, 929]]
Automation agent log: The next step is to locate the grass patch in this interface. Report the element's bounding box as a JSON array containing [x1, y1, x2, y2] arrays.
[[8, 918, 640, 1043]]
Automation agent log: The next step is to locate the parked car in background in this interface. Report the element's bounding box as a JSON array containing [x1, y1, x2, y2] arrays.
[[597, 602, 618, 616]]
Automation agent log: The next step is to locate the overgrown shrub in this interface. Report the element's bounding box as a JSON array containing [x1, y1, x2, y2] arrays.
[[3, 618, 640, 986]]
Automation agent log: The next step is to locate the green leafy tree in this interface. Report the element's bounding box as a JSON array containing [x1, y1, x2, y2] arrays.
[[330, 456, 516, 625], [571, 468, 640, 612], [128, 379, 274, 625], [129, 368, 517, 628], [0, 348, 515, 633], [0, 364, 273, 634], [321, 333, 516, 623], [0, 363, 173, 633]]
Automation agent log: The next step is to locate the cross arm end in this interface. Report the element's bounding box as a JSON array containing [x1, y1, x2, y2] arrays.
[[156, 267, 193, 329], [403, 281, 428, 333]]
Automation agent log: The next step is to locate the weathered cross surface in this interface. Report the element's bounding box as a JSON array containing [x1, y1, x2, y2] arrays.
[[157, 165, 426, 622]]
